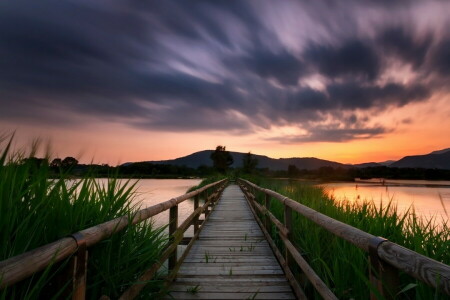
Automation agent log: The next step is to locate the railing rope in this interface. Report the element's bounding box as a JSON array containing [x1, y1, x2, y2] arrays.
[[238, 178, 450, 297]]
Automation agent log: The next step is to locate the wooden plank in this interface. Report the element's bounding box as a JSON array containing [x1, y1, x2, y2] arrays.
[[166, 185, 295, 299], [170, 284, 293, 292], [174, 275, 289, 282], [167, 292, 296, 299]]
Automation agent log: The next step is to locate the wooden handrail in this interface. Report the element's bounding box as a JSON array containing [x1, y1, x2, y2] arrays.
[[119, 184, 226, 300], [238, 178, 450, 297], [0, 179, 227, 290], [239, 181, 336, 300]]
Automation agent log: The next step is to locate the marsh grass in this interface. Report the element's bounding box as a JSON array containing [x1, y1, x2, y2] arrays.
[[0, 137, 168, 299], [252, 178, 450, 299], [187, 174, 227, 192]]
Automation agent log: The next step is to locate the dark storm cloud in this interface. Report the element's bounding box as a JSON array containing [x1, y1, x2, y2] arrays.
[[432, 38, 450, 76], [305, 40, 380, 81], [243, 50, 305, 86], [0, 0, 449, 142], [378, 27, 431, 69], [280, 82, 430, 115], [325, 82, 430, 110], [269, 126, 388, 143]]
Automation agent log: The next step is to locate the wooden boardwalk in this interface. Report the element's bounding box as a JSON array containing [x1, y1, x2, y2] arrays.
[[167, 184, 295, 299]]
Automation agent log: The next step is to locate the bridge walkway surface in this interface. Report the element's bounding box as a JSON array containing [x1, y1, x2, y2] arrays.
[[166, 184, 295, 299]]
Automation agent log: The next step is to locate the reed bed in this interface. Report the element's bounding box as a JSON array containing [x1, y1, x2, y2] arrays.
[[251, 177, 449, 299], [0, 137, 167, 299]]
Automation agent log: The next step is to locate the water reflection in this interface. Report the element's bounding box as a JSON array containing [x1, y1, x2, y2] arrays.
[[320, 182, 450, 223], [131, 179, 202, 236]]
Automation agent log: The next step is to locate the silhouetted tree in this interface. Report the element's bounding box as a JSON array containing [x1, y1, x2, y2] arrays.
[[242, 152, 258, 174], [50, 158, 62, 168], [61, 157, 78, 169], [21, 157, 48, 168], [210, 145, 233, 173], [287, 164, 300, 178]]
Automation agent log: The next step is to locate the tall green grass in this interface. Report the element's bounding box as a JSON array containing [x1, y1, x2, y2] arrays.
[[187, 174, 227, 192], [0, 137, 167, 299], [252, 178, 450, 299]]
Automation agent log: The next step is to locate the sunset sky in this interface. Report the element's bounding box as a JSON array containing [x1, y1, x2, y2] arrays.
[[1, 0, 450, 165]]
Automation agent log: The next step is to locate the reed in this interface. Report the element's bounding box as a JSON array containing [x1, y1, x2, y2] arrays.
[[0, 136, 167, 299], [252, 178, 450, 299], [187, 174, 227, 192]]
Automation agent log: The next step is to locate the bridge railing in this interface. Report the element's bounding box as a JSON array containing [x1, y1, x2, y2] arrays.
[[238, 178, 450, 300], [0, 178, 228, 299]]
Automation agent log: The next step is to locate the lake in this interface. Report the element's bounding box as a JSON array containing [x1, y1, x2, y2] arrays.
[[127, 179, 450, 232], [131, 179, 202, 236], [320, 181, 450, 224]]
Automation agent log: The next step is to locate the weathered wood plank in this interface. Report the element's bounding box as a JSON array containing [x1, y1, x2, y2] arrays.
[[167, 292, 296, 299], [166, 185, 295, 299], [170, 284, 293, 292]]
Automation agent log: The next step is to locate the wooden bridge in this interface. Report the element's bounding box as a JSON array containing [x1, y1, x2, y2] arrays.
[[167, 184, 295, 299], [1, 179, 450, 299]]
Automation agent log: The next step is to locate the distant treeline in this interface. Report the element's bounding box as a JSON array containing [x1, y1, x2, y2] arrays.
[[65, 162, 214, 178], [20, 156, 450, 180], [19, 157, 214, 178], [263, 165, 450, 181]]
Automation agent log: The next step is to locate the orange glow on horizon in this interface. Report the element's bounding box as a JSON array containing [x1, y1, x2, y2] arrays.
[[2, 94, 449, 166]]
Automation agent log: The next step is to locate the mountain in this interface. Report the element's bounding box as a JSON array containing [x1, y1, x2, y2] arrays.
[[354, 160, 396, 168], [136, 150, 348, 171], [390, 150, 450, 169], [352, 162, 382, 168], [122, 147, 450, 171], [429, 148, 450, 155], [378, 160, 396, 166]]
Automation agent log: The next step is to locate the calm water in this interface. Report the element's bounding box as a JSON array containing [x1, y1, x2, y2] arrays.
[[131, 179, 202, 235], [124, 179, 449, 231], [320, 181, 450, 223]]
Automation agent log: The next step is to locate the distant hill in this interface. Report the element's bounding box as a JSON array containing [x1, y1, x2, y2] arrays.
[[352, 162, 382, 168], [133, 150, 348, 171], [122, 147, 450, 171], [429, 148, 450, 155], [390, 150, 450, 169], [353, 160, 395, 168], [378, 160, 396, 166]]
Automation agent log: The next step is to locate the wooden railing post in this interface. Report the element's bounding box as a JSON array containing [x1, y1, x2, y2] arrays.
[[169, 205, 178, 271], [369, 237, 400, 300], [264, 194, 272, 236], [69, 233, 88, 300], [284, 205, 293, 266], [193, 195, 199, 236], [205, 190, 210, 218]]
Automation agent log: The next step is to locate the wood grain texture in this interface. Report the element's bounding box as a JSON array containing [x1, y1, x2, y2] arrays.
[[166, 185, 295, 300]]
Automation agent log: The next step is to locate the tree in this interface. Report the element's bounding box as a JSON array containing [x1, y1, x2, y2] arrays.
[[50, 158, 62, 168], [210, 145, 233, 173], [288, 164, 300, 178], [21, 157, 48, 168], [61, 157, 78, 169], [242, 152, 258, 174]]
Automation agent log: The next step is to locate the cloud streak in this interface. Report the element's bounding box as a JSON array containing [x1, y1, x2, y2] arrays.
[[0, 0, 449, 142]]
